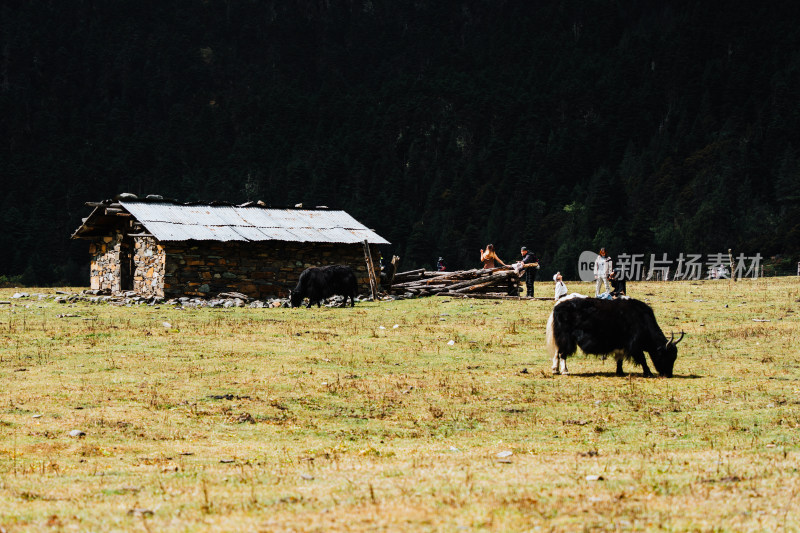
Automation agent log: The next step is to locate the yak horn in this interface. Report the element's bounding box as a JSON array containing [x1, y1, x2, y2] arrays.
[[674, 331, 685, 345], [666, 332, 675, 347]]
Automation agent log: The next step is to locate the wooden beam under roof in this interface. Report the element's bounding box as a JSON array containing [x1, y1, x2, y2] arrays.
[[85, 202, 122, 209]]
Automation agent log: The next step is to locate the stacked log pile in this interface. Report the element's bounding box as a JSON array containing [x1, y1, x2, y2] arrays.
[[386, 267, 523, 299]]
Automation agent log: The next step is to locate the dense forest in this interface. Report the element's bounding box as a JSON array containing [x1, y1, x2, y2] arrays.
[[2, 0, 799, 285]]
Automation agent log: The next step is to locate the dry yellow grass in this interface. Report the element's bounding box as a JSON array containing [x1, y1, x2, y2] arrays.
[[0, 277, 798, 531]]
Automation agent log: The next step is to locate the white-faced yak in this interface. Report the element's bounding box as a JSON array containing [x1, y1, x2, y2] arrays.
[[290, 265, 358, 308], [546, 296, 683, 377]]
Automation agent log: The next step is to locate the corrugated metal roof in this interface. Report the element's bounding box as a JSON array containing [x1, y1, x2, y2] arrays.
[[120, 202, 390, 244]]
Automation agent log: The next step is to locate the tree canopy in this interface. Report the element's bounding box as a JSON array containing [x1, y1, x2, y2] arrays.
[[1, 0, 799, 284]]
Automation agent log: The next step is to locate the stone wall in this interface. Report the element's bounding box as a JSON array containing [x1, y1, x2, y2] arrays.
[[162, 241, 380, 299], [88, 232, 123, 292], [133, 237, 166, 297]]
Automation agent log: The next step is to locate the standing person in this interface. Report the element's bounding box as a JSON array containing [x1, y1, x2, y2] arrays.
[[553, 272, 568, 300], [594, 247, 611, 296], [519, 246, 539, 297], [480, 244, 506, 269], [437, 257, 446, 271]]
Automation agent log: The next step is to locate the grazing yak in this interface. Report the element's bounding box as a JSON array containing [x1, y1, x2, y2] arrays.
[[546, 296, 683, 377], [290, 265, 358, 308]]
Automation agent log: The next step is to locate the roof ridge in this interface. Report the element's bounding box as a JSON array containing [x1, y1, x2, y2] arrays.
[[116, 196, 338, 210]]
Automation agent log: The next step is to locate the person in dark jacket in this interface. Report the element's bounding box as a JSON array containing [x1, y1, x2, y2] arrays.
[[609, 268, 627, 298], [519, 246, 539, 297]]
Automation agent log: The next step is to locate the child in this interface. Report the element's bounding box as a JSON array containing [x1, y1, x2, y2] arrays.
[[553, 272, 568, 300]]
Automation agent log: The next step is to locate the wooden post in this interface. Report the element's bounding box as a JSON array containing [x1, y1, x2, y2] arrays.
[[389, 255, 399, 286], [728, 249, 736, 283], [362, 240, 379, 301]]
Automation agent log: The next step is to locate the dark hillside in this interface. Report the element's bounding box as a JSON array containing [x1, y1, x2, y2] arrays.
[[1, 0, 799, 283]]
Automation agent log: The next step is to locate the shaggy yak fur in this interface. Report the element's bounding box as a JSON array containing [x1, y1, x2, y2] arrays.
[[546, 296, 683, 377], [290, 265, 358, 308]]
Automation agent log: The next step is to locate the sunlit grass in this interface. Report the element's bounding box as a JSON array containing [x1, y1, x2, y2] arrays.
[[0, 278, 798, 531]]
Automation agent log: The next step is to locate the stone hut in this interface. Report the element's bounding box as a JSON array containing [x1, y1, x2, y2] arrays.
[[71, 195, 390, 299]]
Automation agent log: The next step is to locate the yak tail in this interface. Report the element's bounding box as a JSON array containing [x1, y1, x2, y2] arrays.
[[545, 311, 558, 359]]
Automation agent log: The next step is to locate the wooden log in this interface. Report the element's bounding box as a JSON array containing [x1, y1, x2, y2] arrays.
[[452, 279, 497, 293], [423, 269, 484, 282], [391, 277, 422, 286], [470, 287, 518, 296], [393, 283, 449, 292], [396, 272, 424, 279], [420, 270, 482, 278], [445, 293, 521, 300], [388, 279, 432, 290], [426, 278, 459, 285], [394, 268, 425, 279], [468, 277, 520, 296], [392, 271, 482, 290], [362, 240, 379, 300], [393, 276, 423, 285], [447, 271, 514, 291], [404, 268, 490, 282]]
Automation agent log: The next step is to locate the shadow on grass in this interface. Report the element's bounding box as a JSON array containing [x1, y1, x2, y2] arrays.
[[564, 371, 703, 379]]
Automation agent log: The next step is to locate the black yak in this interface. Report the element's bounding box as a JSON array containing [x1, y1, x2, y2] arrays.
[[545, 295, 683, 377], [290, 265, 358, 308]]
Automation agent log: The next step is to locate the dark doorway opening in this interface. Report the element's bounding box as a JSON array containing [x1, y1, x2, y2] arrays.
[[119, 236, 135, 291]]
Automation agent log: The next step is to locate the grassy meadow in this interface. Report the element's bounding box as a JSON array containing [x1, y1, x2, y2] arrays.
[[0, 278, 799, 532]]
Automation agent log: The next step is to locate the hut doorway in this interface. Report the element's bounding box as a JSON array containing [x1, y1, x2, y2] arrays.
[[119, 236, 135, 291]]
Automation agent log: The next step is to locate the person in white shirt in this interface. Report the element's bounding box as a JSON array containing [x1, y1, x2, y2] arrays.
[[594, 247, 611, 296], [553, 272, 568, 300]]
